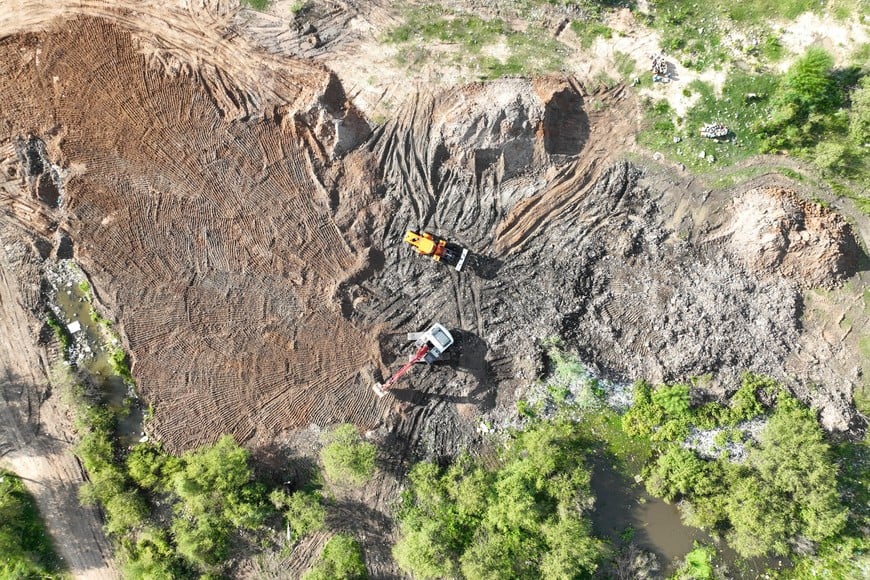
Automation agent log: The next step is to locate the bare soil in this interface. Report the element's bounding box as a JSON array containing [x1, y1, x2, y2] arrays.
[[0, 1, 867, 578]]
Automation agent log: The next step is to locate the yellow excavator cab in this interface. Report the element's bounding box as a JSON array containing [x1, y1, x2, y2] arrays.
[[403, 229, 469, 271], [403, 230, 440, 256]]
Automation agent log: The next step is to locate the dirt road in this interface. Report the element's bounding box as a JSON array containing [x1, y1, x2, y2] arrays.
[[0, 233, 115, 577]]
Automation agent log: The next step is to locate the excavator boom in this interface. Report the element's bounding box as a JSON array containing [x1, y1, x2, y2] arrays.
[[372, 323, 454, 398]]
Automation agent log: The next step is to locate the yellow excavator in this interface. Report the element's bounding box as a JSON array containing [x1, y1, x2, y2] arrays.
[[403, 230, 469, 271]]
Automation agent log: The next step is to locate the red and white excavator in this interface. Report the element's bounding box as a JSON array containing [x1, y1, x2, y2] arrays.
[[372, 323, 454, 398]]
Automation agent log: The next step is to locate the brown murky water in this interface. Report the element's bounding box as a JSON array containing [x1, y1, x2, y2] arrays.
[[590, 454, 787, 576]]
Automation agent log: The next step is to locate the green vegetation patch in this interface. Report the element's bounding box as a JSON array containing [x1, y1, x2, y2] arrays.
[[647, 0, 825, 71], [638, 70, 778, 170], [303, 534, 368, 580], [393, 421, 603, 579], [126, 436, 270, 572], [240, 0, 270, 10], [269, 488, 326, 542], [321, 424, 377, 486], [0, 470, 63, 578], [724, 0, 825, 22], [628, 377, 850, 561], [674, 542, 715, 579], [384, 4, 567, 79], [570, 20, 613, 49], [45, 311, 73, 355]]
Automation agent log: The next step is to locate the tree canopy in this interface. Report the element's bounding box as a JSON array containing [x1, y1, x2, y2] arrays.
[[393, 421, 603, 579]]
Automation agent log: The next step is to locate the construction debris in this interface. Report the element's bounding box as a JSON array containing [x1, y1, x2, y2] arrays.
[[700, 123, 728, 138]]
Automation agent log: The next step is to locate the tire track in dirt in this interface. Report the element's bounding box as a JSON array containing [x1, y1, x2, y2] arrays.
[[0, 232, 116, 578], [0, 14, 388, 451]]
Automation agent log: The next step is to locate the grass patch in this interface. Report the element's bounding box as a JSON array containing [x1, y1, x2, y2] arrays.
[[648, 0, 828, 70], [576, 408, 652, 476], [639, 70, 778, 170], [240, 0, 270, 10], [570, 19, 612, 49], [45, 311, 73, 355], [108, 348, 133, 383], [0, 470, 64, 578], [384, 4, 567, 79], [725, 0, 824, 22], [674, 542, 715, 579]]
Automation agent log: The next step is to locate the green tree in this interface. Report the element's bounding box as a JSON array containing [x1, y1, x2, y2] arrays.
[[171, 513, 231, 569], [645, 446, 711, 502], [321, 424, 377, 486], [303, 534, 367, 580], [726, 373, 767, 424], [652, 383, 690, 416], [269, 489, 326, 541], [394, 422, 601, 579], [749, 394, 847, 543], [0, 470, 61, 578], [760, 47, 842, 151], [725, 472, 793, 557], [121, 527, 181, 580], [103, 490, 148, 536], [539, 514, 601, 579], [126, 442, 181, 492], [168, 435, 268, 569]]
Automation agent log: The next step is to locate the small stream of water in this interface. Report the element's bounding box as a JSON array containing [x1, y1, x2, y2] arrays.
[[48, 262, 143, 445]]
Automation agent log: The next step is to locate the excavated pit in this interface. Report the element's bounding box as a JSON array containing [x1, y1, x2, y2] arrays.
[[0, 15, 865, 455]]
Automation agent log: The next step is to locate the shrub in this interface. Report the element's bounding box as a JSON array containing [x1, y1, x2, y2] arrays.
[[0, 470, 61, 577], [394, 422, 602, 579], [120, 528, 180, 580], [126, 442, 181, 492], [169, 435, 269, 568], [269, 489, 326, 541], [726, 373, 767, 424], [303, 534, 368, 580], [103, 491, 149, 536], [674, 542, 715, 579], [760, 47, 842, 151], [849, 76, 870, 146], [321, 424, 377, 486]]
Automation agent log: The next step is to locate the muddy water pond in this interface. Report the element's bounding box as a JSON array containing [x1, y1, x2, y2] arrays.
[[590, 454, 787, 577], [49, 263, 143, 445], [590, 454, 706, 574]]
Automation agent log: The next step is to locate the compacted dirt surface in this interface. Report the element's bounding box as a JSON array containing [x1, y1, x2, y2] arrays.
[[0, 1, 867, 577]]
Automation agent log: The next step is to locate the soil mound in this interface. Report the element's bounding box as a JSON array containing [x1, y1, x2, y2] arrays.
[[722, 187, 861, 288]]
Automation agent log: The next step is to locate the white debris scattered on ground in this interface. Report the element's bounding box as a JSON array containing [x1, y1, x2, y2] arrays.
[[683, 417, 767, 462]]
